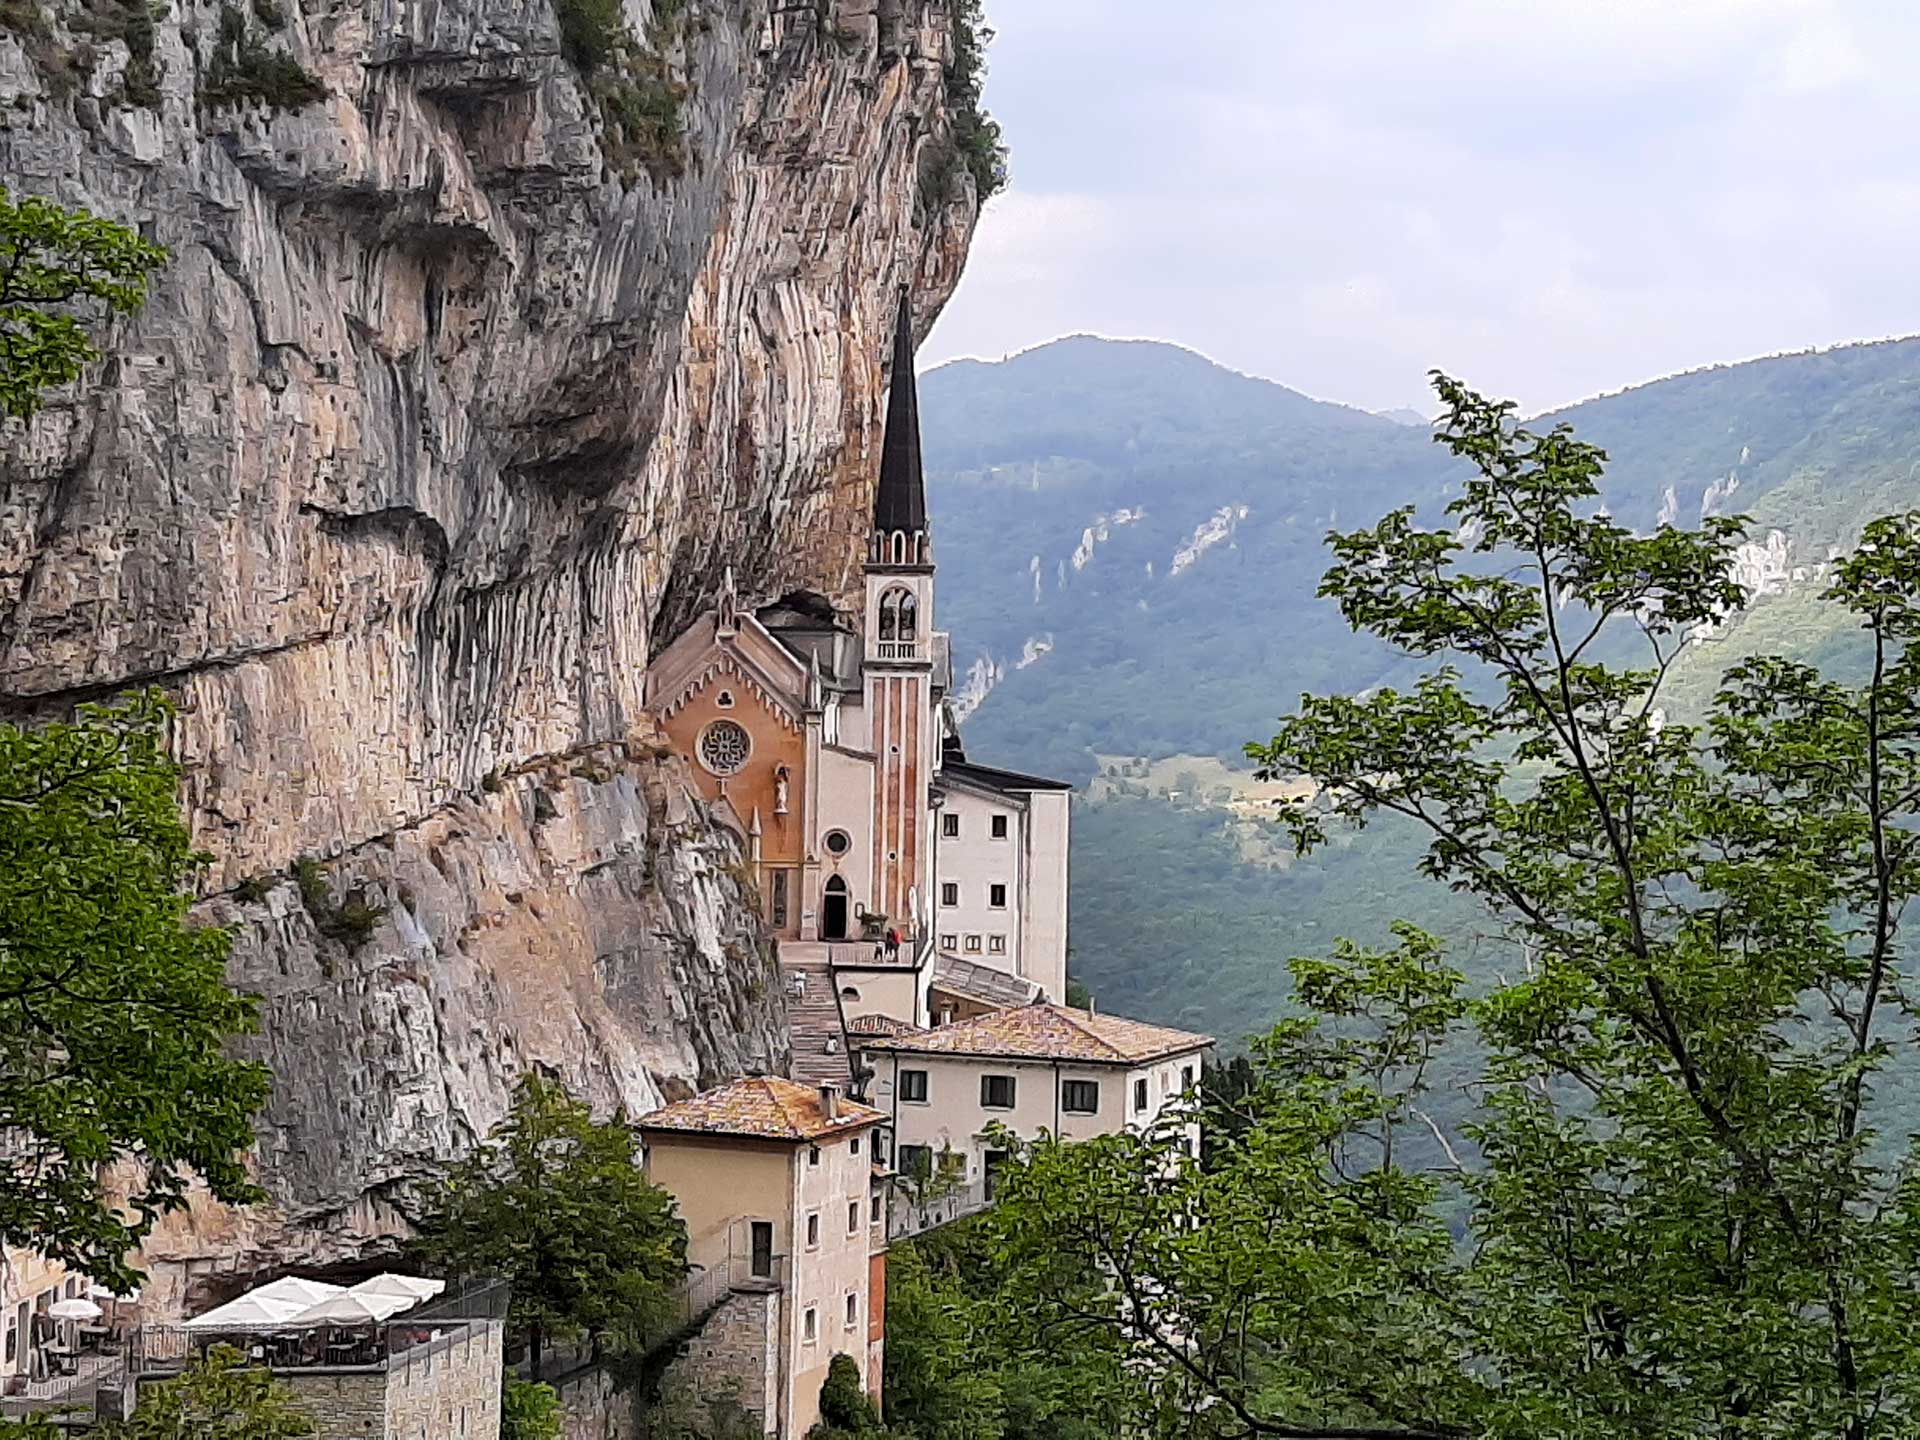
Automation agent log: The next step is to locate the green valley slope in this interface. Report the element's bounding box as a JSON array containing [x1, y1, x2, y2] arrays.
[[924, 335, 1920, 1048]]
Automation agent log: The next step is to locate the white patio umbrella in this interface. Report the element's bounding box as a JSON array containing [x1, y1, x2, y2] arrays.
[[184, 1292, 307, 1330], [242, 1276, 346, 1310], [282, 1291, 412, 1327], [47, 1298, 101, 1322], [348, 1274, 443, 1304]]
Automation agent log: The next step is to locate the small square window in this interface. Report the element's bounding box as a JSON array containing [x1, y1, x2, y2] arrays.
[[899, 1143, 932, 1178], [988, 934, 1007, 955], [939, 933, 957, 950], [900, 1068, 929, 1103], [991, 815, 1008, 839], [846, 1292, 859, 1327], [807, 1212, 821, 1248], [849, 1202, 861, 1235], [942, 813, 959, 838], [1061, 1079, 1099, 1114], [804, 1306, 818, 1343], [989, 883, 1007, 908], [981, 1074, 1016, 1109], [1134, 1078, 1149, 1113], [850, 1135, 861, 1157], [965, 934, 982, 953], [941, 882, 959, 906]]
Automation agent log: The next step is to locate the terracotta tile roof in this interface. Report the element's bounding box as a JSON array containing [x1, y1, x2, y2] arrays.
[[637, 1076, 884, 1143], [860, 1004, 1212, 1066], [846, 1014, 923, 1037]]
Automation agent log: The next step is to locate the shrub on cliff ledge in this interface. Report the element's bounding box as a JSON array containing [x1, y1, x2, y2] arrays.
[[944, 0, 1006, 200], [555, 0, 689, 183], [0, 691, 270, 1291], [198, 2, 324, 111]]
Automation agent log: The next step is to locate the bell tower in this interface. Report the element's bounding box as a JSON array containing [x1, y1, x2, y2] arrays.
[[864, 291, 937, 937]]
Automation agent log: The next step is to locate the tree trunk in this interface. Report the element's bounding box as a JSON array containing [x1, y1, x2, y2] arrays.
[[531, 1323, 542, 1383]]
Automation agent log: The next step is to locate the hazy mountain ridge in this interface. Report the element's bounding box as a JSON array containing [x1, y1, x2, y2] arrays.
[[924, 333, 1920, 1043]]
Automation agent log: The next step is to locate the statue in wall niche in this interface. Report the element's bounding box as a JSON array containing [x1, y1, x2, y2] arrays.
[[774, 766, 790, 816]]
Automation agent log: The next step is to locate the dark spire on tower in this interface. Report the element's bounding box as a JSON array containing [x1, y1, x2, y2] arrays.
[[874, 289, 927, 535]]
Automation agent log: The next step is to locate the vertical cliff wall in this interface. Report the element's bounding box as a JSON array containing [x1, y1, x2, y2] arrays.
[[0, 0, 979, 1289]]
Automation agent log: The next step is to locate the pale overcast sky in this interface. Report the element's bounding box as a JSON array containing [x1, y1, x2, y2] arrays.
[[921, 0, 1920, 415]]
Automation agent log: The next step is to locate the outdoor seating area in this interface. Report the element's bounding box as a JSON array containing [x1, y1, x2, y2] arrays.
[[133, 1273, 448, 1377]]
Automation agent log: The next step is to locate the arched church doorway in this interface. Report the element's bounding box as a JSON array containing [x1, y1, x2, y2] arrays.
[[822, 877, 850, 940]]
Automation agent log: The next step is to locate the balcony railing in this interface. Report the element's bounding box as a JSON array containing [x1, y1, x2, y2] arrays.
[[874, 641, 920, 661], [886, 1176, 993, 1243]]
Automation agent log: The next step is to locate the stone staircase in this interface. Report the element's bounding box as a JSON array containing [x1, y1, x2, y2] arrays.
[[782, 962, 853, 1088]]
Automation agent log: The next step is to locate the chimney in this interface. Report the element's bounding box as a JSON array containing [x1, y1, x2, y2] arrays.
[[818, 1082, 840, 1121]]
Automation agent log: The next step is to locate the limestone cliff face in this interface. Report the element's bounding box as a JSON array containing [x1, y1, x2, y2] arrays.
[[0, 0, 978, 1288]]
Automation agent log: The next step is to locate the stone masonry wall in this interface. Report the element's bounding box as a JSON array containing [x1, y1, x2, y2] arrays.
[[656, 1288, 780, 1436], [384, 1320, 504, 1440], [279, 1371, 388, 1440]]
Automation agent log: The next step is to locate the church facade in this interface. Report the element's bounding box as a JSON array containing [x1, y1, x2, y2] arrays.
[[644, 295, 1070, 1029]]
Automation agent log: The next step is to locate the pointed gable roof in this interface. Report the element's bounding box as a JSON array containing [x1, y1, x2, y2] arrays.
[[875, 290, 927, 535], [637, 1076, 885, 1143]]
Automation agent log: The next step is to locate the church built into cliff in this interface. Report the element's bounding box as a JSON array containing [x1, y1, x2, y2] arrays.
[[645, 296, 1071, 1052]]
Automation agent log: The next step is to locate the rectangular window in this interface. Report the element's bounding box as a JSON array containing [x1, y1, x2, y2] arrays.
[[900, 1068, 929, 1103], [898, 1143, 932, 1179], [941, 882, 959, 906], [965, 934, 982, 953], [939, 933, 957, 950], [991, 814, 1009, 839], [846, 1293, 859, 1328], [804, 1306, 818, 1343], [1134, 1077, 1149, 1113], [850, 1135, 861, 1157], [751, 1221, 774, 1279], [989, 883, 1008, 908], [806, 1212, 820, 1249], [988, 934, 1007, 955], [1182, 1065, 1195, 1092], [809, 1146, 821, 1167], [1061, 1079, 1099, 1114], [981, 1074, 1017, 1110], [871, 1193, 883, 1223], [771, 869, 790, 929], [942, 813, 959, 838], [849, 1202, 861, 1235]]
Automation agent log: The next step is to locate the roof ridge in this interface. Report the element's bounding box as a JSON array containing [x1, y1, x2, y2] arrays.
[[1045, 1003, 1129, 1062]]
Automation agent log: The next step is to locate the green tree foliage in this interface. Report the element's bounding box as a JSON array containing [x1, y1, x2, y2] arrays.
[[945, 380, 1920, 1437], [0, 690, 270, 1289], [15, 1344, 315, 1438], [0, 185, 166, 419], [805, 1352, 880, 1440], [414, 1072, 687, 1380], [942, 0, 1006, 201], [883, 1225, 1136, 1440], [500, 1376, 562, 1440]]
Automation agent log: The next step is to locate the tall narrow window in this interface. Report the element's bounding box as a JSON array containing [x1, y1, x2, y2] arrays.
[[989, 883, 1007, 908], [991, 815, 1009, 839], [804, 1307, 818, 1343], [879, 592, 899, 641], [898, 592, 917, 638], [942, 813, 960, 838], [771, 869, 790, 929]]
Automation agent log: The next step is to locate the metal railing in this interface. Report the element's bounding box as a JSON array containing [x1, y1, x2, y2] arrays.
[[887, 1176, 993, 1242], [875, 641, 920, 660]]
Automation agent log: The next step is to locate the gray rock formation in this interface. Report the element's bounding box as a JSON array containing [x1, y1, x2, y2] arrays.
[[0, 0, 979, 1293]]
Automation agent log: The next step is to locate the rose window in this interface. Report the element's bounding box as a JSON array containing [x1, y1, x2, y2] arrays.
[[699, 720, 752, 776]]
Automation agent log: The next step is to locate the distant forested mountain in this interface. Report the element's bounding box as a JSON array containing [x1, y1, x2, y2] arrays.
[[924, 334, 1920, 1045]]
